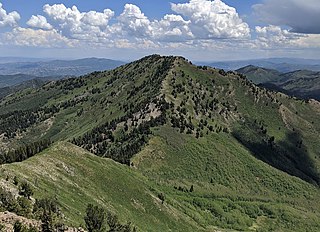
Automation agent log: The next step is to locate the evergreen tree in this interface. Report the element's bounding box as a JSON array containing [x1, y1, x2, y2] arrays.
[[84, 204, 106, 232], [19, 182, 33, 199]]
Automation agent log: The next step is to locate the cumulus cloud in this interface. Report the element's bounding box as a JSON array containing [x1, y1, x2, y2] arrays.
[[8, 1, 320, 53], [171, 0, 250, 39], [27, 15, 53, 30], [117, 4, 152, 38], [82, 9, 114, 27], [152, 14, 193, 42], [39, 0, 250, 44], [114, 0, 250, 42], [0, 3, 20, 27], [253, 0, 320, 34], [255, 25, 308, 48], [43, 4, 114, 40], [3, 27, 75, 48]]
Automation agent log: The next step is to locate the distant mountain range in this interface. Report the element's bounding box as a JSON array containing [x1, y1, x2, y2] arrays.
[[0, 74, 53, 88], [0, 57, 52, 64], [200, 58, 320, 73], [2, 56, 319, 102], [237, 65, 320, 100], [0, 79, 46, 99], [0, 57, 125, 77]]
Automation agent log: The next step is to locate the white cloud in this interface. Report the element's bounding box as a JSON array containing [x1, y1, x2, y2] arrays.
[[116, 4, 152, 38], [255, 25, 301, 48], [81, 9, 114, 27], [40, 0, 249, 44], [43, 4, 114, 41], [27, 15, 53, 30], [254, 25, 320, 49], [253, 0, 320, 34], [113, 38, 159, 49], [152, 14, 193, 42], [114, 1, 250, 42], [296, 34, 320, 48], [3, 27, 75, 48], [2, 0, 319, 56], [0, 3, 20, 27], [171, 0, 250, 39]]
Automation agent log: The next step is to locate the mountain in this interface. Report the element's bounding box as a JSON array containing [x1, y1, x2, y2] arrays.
[[0, 74, 41, 88], [0, 78, 47, 99], [200, 58, 320, 72], [279, 69, 320, 83], [0, 57, 52, 64], [0, 58, 125, 89], [0, 57, 125, 77], [236, 65, 282, 84], [276, 73, 320, 100], [0, 55, 319, 231], [237, 65, 320, 100]]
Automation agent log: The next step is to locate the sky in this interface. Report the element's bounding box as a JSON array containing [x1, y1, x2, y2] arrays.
[[0, 0, 319, 61]]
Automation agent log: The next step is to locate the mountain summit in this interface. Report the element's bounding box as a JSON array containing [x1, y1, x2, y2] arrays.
[[0, 55, 320, 231]]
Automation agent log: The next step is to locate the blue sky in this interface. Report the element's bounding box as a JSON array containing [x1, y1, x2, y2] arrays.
[[1, 0, 257, 19], [0, 0, 319, 61]]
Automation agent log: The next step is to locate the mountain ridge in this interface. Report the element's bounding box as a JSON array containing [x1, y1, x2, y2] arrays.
[[236, 65, 320, 100], [0, 55, 319, 231], [200, 58, 320, 72]]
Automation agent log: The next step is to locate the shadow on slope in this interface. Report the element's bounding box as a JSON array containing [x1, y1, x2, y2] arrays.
[[232, 122, 320, 186]]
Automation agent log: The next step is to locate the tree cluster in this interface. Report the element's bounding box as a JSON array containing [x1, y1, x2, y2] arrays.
[[0, 139, 51, 164], [85, 204, 137, 232], [0, 106, 59, 139]]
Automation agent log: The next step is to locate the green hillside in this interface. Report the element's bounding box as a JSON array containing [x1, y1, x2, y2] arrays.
[[0, 55, 320, 231], [1, 142, 205, 231], [0, 79, 46, 100], [236, 65, 281, 84], [237, 65, 320, 100], [278, 70, 320, 100]]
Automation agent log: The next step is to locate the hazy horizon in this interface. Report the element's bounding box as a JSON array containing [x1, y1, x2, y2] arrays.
[[0, 0, 319, 61], [1, 55, 320, 64]]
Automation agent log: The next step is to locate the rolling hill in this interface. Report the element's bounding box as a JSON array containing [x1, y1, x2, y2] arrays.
[[0, 55, 319, 231], [200, 58, 320, 72], [0, 74, 41, 88], [235, 65, 281, 84], [0, 79, 47, 99], [237, 65, 320, 100]]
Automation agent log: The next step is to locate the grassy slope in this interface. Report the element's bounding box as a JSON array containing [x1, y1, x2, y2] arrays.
[[0, 55, 320, 231], [236, 66, 281, 84], [0, 142, 207, 232], [2, 131, 320, 231], [134, 58, 320, 231], [169, 58, 320, 183], [134, 126, 320, 231], [237, 66, 320, 100], [0, 55, 170, 147]]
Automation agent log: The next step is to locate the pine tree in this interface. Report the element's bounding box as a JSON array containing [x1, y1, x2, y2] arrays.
[[84, 204, 106, 232]]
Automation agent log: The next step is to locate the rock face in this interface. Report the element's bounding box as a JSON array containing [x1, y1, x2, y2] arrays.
[[0, 211, 86, 232], [0, 211, 40, 231]]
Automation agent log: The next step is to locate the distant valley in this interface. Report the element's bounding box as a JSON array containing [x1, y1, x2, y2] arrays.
[[0, 79, 46, 99], [237, 65, 320, 100], [200, 57, 320, 73], [0, 57, 125, 100], [0, 57, 124, 86]]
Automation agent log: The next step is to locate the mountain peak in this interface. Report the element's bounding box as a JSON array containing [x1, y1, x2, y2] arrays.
[[1, 55, 320, 231]]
